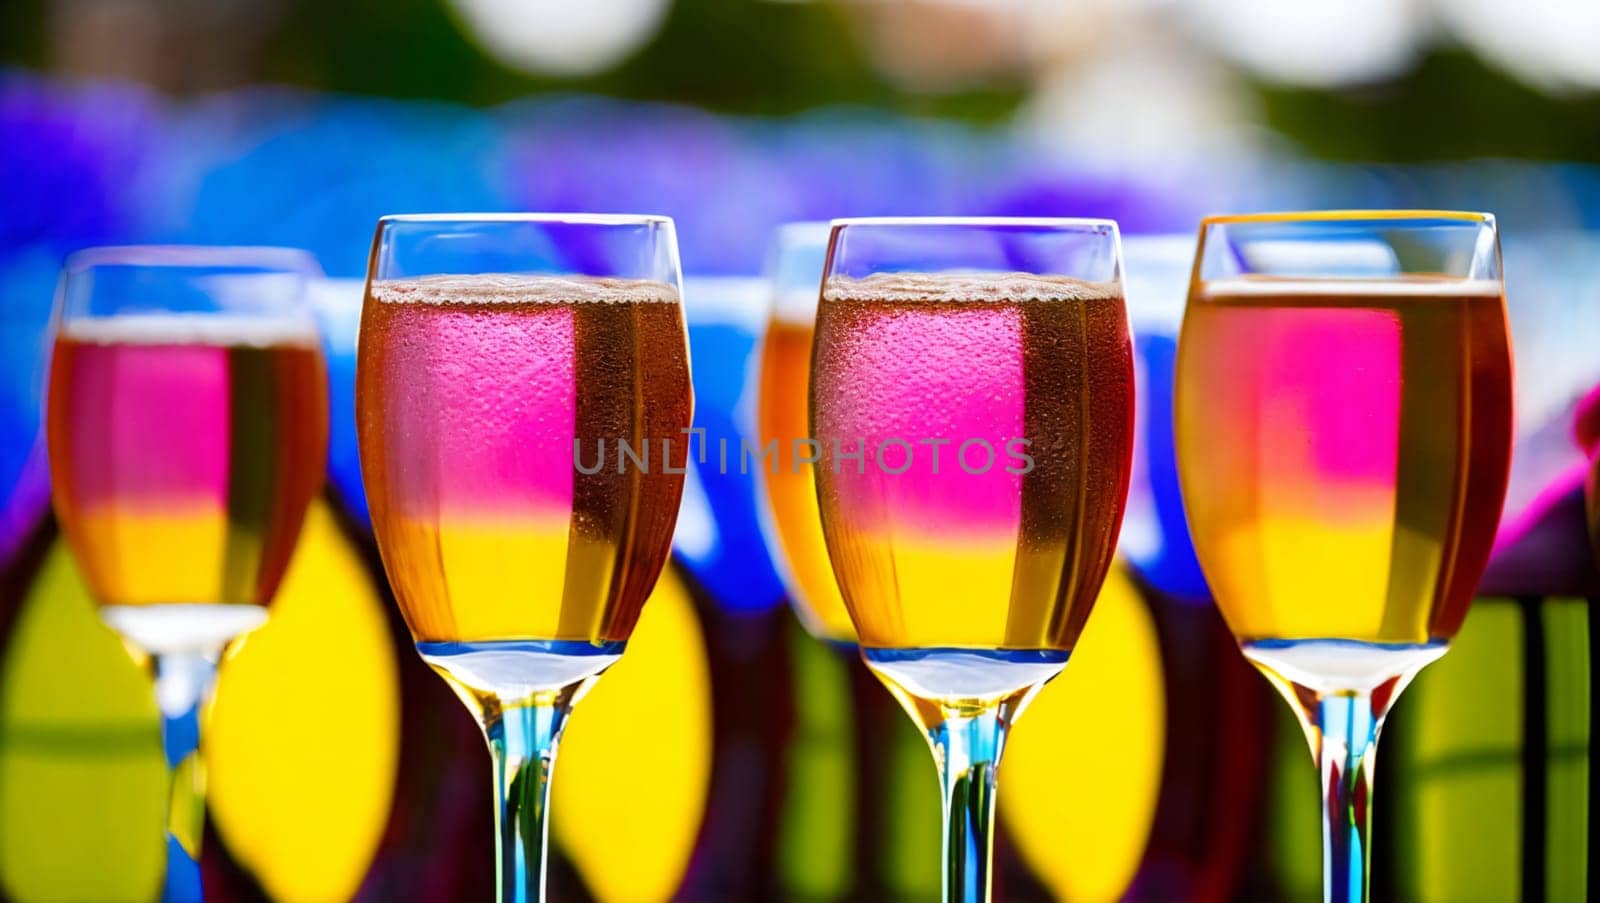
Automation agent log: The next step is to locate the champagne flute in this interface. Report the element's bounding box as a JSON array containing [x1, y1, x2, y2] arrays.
[[1174, 211, 1513, 903], [355, 214, 692, 903], [46, 245, 329, 903], [809, 217, 1135, 903], [757, 221, 857, 644]]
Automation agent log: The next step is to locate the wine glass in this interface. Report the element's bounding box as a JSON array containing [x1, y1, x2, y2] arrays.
[[46, 245, 329, 903], [756, 221, 857, 644], [1173, 211, 1512, 903], [354, 214, 692, 903], [809, 217, 1135, 903]]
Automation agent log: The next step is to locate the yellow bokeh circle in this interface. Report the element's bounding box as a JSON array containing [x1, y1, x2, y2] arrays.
[[1000, 564, 1166, 903]]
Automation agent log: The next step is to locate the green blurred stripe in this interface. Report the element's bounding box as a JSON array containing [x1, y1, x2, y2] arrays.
[[1403, 744, 1587, 776], [1266, 701, 1321, 901], [1541, 599, 1590, 902], [0, 722, 161, 753], [1393, 599, 1523, 903], [777, 621, 855, 899], [884, 709, 940, 899]]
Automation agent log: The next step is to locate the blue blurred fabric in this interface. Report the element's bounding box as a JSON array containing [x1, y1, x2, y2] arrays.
[[0, 252, 62, 564], [1126, 333, 1210, 602]]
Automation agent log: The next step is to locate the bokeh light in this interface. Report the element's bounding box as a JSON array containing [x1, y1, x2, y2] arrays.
[[446, 0, 672, 77]]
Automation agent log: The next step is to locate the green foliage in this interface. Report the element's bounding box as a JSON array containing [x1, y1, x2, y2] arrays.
[[1254, 48, 1600, 162]]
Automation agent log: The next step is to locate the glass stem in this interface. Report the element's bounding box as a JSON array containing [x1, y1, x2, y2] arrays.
[[151, 650, 220, 903], [484, 695, 575, 903], [1314, 690, 1380, 903], [931, 703, 1008, 903]]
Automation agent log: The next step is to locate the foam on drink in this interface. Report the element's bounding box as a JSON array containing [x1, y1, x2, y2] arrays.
[[822, 271, 1121, 303], [369, 274, 680, 305], [1199, 276, 1506, 299], [60, 312, 320, 347]]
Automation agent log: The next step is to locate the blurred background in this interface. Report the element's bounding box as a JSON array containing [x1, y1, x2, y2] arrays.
[[3, 1, 1600, 901]]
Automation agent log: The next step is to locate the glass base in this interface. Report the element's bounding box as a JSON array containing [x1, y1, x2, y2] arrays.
[[861, 647, 1068, 703], [418, 639, 625, 700], [101, 604, 267, 656], [1242, 638, 1447, 695]]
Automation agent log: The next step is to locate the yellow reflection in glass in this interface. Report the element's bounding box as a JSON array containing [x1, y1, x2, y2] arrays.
[[552, 565, 711, 903], [207, 501, 401, 903], [998, 563, 1165, 902], [0, 542, 165, 902]]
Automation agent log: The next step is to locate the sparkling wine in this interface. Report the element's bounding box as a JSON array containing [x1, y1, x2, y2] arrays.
[[758, 316, 855, 642], [47, 315, 328, 614], [1176, 278, 1513, 647], [810, 273, 1135, 655], [356, 275, 692, 645]]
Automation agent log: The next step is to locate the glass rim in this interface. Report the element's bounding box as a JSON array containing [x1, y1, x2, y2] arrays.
[[828, 216, 1119, 231], [1199, 210, 1495, 228], [376, 212, 674, 226], [63, 244, 320, 273]]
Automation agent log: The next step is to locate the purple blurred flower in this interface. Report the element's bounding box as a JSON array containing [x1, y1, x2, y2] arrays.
[[980, 169, 1196, 234], [0, 71, 161, 254], [501, 98, 779, 275]]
